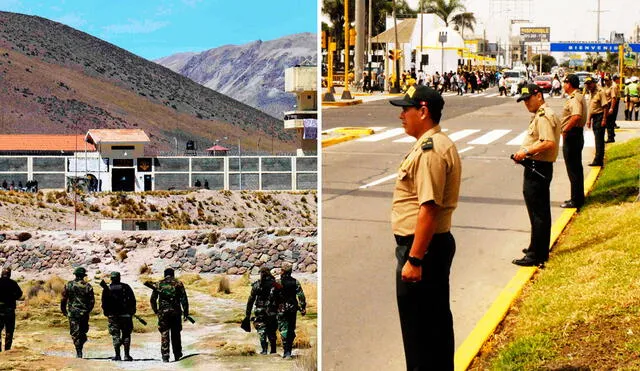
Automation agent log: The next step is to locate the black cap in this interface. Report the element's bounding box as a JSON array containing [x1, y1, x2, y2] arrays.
[[563, 74, 580, 89], [164, 268, 175, 277], [517, 84, 543, 102], [389, 85, 444, 112]]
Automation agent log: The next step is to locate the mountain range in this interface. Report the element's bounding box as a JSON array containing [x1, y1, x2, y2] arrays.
[[155, 33, 317, 119], [0, 11, 296, 154]]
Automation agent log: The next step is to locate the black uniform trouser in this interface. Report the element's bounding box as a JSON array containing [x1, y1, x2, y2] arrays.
[[606, 103, 618, 140], [591, 113, 606, 164], [0, 310, 16, 351], [522, 160, 553, 262], [395, 232, 456, 371], [563, 127, 585, 207], [158, 312, 182, 360]]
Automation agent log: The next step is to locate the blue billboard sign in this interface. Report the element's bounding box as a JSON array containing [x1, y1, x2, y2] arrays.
[[551, 42, 640, 53]]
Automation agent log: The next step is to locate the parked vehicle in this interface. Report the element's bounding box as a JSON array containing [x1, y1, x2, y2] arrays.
[[574, 71, 592, 90], [503, 69, 527, 93], [533, 75, 553, 93]]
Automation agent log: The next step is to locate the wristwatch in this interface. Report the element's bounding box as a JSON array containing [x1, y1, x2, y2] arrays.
[[407, 256, 422, 267]]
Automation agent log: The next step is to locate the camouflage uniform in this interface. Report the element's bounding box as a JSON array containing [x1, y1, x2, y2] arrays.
[[150, 269, 189, 362], [245, 267, 278, 354], [61, 267, 95, 358], [273, 264, 306, 359], [0, 268, 22, 351], [101, 272, 136, 361]]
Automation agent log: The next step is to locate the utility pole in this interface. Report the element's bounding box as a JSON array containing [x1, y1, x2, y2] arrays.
[[355, 0, 365, 85], [391, 0, 401, 93], [342, 0, 353, 99], [367, 0, 372, 78], [590, 0, 608, 42]]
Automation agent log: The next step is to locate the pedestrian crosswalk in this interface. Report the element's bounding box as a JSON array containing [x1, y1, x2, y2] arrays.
[[440, 91, 564, 99], [354, 127, 595, 148]]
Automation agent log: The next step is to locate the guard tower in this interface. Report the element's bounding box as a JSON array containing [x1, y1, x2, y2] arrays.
[[284, 61, 317, 156]]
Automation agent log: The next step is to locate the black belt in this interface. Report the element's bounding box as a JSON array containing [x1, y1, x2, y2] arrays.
[[394, 233, 450, 246], [521, 159, 552, 167]]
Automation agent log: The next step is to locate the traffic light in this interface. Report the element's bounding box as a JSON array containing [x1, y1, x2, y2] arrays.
[[349, 28, 357, 46], [321, 31, 326, 49], [388, 49, 402, 60]]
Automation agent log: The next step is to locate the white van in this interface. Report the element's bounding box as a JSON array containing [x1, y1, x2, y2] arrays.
[[503, 69, 527, 91]]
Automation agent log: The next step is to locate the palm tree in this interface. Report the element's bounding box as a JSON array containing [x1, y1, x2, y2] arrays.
[[451, 12, 476, 39], [420, 0, 466, 27]]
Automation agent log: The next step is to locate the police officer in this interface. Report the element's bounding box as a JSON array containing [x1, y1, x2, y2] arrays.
[[559, 74, 587, 209], [0, 268, 22, 351], [150, 268, 189, 363], [101, 271, 136, 361], [606, 75, 621, 141], [584, 76, 608, 167], [61, 267, 95, 358], [245, 266, 278, 355], [512, 84, 561, 266], [626, 76, 639, 121], [273, 262, 306, 359], [389, 84, 461, 370]]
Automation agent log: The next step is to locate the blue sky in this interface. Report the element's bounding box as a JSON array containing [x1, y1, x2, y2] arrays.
[[0, 0, 317, 60]]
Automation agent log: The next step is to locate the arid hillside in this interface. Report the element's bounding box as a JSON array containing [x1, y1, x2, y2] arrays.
[[0, 11, 294, 154], [0, 189, 316, 230]]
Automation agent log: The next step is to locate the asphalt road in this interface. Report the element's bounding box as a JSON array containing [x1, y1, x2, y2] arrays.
[[321, 87, 605, 370]]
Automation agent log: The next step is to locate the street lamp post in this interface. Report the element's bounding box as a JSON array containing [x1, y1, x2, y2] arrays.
[[439, 31, 448, 76], [341, 0, 353, 99]]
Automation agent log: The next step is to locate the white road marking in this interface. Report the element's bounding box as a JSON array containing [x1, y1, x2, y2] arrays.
[[485, 93, 499, 98], [458, 146, 475, 153], [392, 128, 449, 143], [357, 127, 405, 142], [468, 129, 512, 145], [449, 129, 481, 141], [359, 173, 398, 189], [507, 130, 528, 145], [469, 93, 488, 98]]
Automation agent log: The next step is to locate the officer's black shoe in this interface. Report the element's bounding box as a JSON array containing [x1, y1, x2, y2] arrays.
[[605, 139, 615, 143], [76, 351, 83, 359], [162, 358, 169, 363], [614, 124, 620, 129], [512, 256, 543, 267], [588, 162, 603, 167], [560, 200, 580, 209], [175, 353, 183, 361], [124, 355, 133, 361], [112, 355, 122, 361], [260, 349, 268, 355]]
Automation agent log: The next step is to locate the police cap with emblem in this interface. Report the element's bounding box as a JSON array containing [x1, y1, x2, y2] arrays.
[[389, 85, 445, 122], [517, 84, 543, 102], [563, 74, 580, 89]]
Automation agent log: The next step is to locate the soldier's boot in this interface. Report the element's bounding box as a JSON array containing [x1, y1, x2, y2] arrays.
[[625, 109, 630, 120], [75, 345, 83, 359], [260, 341, 268, 355], [635, 110, 639, 121], [269, 341, 277, 354], [123, 342, 133, 361], [112, 346, 121, 361]]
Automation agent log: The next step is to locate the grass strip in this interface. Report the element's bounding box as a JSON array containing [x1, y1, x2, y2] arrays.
[[471, 137, 640, 370]]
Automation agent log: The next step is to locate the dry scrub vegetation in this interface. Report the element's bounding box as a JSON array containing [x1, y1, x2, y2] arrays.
[[0, 189, 317, 230]]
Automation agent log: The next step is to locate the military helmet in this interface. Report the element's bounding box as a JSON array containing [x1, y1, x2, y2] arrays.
[[164, 267, 175, 277], [1, 267, 10, 277], [73, 267, 87, 276], [110, 271, 121, 279], [281, 262, 293, 273]]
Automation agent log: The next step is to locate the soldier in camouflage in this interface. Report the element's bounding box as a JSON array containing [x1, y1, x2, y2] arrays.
[[61, 267, 95, 358], [0, 268, 23, 351], [273, 262, 306, 359], [101, 271, 136, 361], [150, 268, 189, 363], [245, 266, 278, 355]]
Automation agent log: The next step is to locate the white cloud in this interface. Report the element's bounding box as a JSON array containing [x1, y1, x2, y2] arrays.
[[103, 19, 170, 34], [54, 13, 87, 28]]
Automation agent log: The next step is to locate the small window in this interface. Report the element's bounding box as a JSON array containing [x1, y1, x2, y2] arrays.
[[113, 159, 134, 167], [112, 145, 135, 150]]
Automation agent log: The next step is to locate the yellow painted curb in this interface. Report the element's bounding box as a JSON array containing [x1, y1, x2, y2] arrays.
[[453, 165, 602, 371], [322, 99, 363, 107], [322, 135, 360, 148], [334, 127, 375, 136]]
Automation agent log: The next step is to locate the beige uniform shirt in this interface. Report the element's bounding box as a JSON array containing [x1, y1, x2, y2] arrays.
[[588, 86, 608, 115], [610, 83, 620, 107], [561, 91, 587, 131], [520, 103, 561, 162], [603, 85, 612, 105], [391, 125, 462, 236]]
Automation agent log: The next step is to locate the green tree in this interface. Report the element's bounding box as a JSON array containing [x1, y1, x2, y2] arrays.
[[420, 0, 467, 27], [451, 12, 476, 39], [531, 54, 558, 73]]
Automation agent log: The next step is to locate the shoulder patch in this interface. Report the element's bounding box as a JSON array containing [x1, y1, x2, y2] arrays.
[[421, 137, 434, 151], [538, 108, 545, 117]]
